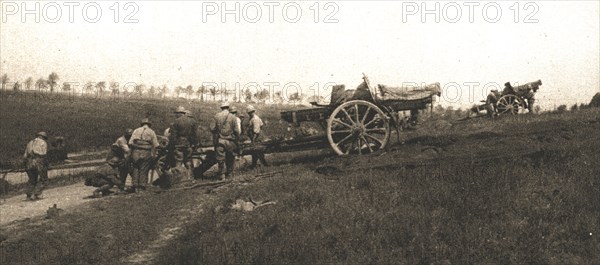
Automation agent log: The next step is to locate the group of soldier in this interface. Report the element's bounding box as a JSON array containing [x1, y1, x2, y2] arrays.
[[479, 80, 541, 117], [23, 103, 267, 199]]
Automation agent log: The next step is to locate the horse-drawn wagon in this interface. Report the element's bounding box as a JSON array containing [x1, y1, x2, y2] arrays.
[[280, 74, 441, 155]]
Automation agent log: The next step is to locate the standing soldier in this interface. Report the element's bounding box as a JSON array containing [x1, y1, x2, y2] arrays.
[[246, 105, 268, 168], [210, 102, 240, 180], [128, 118, 159, 192], [108, 128, 133, 185], [23, 131, 49, 200], [168, 106, 198, 170]]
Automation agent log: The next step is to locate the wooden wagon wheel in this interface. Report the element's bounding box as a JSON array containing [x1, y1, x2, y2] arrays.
[[496, 94, 523, 115], [327, 100, 390, 155]]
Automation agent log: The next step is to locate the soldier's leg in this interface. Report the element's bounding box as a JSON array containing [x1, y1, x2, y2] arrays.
[[258, 152, 268, 166], [34, 163, 48, 197], [225, 150, 235, 177], [130, 151, 141, 191], [93, 179, 112, 197], [528, 98, 535, 113], [193, 151, 217, 179], [25, 169, 38, 199], [215, 145, 227, 179], [137, 151, 152, 190], [118, 163, 129, 188], [173, 147, 184, 168]]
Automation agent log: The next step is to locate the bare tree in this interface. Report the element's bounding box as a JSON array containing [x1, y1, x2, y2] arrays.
[[1, 74, 8, 90], [148, 86, 157, 98], [159, 85, 168, 98], [95, 81, 106, 97], [254, 88, 270, 103], [185, 85, 194, 99], [196, 85, 206, 101], [110, 82, 119, 97], [25, 77, 33, 90], [47, 72, 59, 93], [13, 81, 21, 91], [209, 86, 219, 101], [134, 84, 145, 97]]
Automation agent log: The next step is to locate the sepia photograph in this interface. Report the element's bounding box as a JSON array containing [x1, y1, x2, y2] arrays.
[[0, 1, 599, 264]]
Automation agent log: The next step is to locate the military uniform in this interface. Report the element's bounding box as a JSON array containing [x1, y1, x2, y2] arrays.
[[246, 106, 268, 168], [210, 103, 240, 179], [169, 107, 198, 168], [485, 90, 501, 117], [108, 129, 132, 185], [128, 120, 159, 191], [23, 132, 49, 200], [84, 160, 125, 197]]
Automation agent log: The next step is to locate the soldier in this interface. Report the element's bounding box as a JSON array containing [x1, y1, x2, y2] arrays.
[[246, 105, 268, 168], [84, 157, 126, 197], [108, 128, 133, 185], [128, 118, 159, 192], [210, 102, 240, 180], [168, 106, 198, 169], [485, 89, 501, 117], [23, 131, 49, 200]]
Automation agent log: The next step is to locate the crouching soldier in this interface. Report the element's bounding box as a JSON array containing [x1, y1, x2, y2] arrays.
[[109, 129, 133, 185], [485, 89, 501, 117], [85, 157, 125, 198], [23, 131, 49, 200]]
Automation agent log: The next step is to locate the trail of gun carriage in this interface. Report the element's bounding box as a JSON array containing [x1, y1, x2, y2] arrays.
[[0, 74, 598, 264]]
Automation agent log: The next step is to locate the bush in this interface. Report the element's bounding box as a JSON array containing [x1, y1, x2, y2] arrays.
[[590, 92, 600, 107], [556, 104, 567, 112]]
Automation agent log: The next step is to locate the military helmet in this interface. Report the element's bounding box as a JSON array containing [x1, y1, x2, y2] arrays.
[[247, 105, 256, 113], [175, 106, 187, 114], [141, 118, 152, 125], [220, 101, 230, 109], [125, 128, 134, 136], [36, 131, 48, 139], [229, 106, 238, 114]]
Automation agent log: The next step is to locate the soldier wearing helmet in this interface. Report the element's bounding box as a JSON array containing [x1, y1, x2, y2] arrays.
[[209, 102, 240, 180], [168, 106, 198, 170], [23, 131, 49, 200]]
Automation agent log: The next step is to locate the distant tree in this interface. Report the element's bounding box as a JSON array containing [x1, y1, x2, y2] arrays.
[[12, 81, 21, 91], [1, 74, 8, 90], [84, 82, 94, 94], [110, 82, 119, 97], [36, 78, 48, 92], [25, 77, 33, 90], [209, 87, 219, 101], [534, 105, 542, 114], [185, 85, 194, 99], [273, 91, 284, 104], [175, 86, 183, 98], [134, 84, 145, 97], [255, 89, 270, 103], [196, 85, 206, 101], [556, 104, 567, 112], [95, 81, 106, 97], [244, 88, 254, 102], [579, 103, 587, 110], [62, 83, 71, 92], [570, 104, 578, 111], [160, 85, 168, 98], [47, 72, 59, 93], [148, 86, 157, 98], [289, 92, 302, 103]]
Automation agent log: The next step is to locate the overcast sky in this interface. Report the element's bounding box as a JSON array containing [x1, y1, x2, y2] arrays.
[[1, 1, 598, 109]]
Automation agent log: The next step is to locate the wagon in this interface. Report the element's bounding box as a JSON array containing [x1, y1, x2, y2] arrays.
[[280, 74, 441, 155]]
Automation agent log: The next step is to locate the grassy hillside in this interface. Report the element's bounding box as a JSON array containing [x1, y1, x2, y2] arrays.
[[0, 91, 294, 168]]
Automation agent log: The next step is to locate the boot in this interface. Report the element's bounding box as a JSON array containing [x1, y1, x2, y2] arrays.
[[217, 162, 226, 180]]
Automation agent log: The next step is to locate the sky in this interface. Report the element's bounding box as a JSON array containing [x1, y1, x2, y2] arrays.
[[1, 1, 599, 109]]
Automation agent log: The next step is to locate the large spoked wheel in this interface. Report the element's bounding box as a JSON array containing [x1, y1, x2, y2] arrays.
[[497, 94, 523, 115], [327, 100, 390, 155]]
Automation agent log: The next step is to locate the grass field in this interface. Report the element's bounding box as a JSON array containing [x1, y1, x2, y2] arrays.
[[0, 91, 298, 168], [1, 106, 598, 264]]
